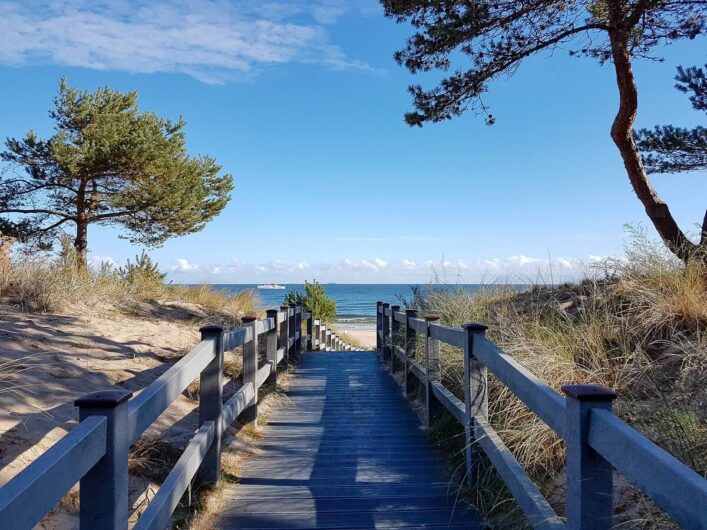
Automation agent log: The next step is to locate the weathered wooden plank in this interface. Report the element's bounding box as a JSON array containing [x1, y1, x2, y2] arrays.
[[393, 310, 407, 324], [475, 417, 564, 529], [589, 408, 707, 529], [429, 324, 465, 348], [257, 361, 274, 388], [255, 317, 275, 336], [408, 317, 427, 333], [128, 339, 215, 441], [408, 359, 427, 384], [133, 421, 215, 530], [474, 336, 565, 436], [276, 346, 285, 364], [223, 328, 246, 351], [393, 345, 406, 361], [221, 383, 255, 429], [0, 416, 107, 530], [214, 351, 482, 529], [430, 381, 466, 425]]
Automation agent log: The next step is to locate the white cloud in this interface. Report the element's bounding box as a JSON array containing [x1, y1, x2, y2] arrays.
[[171, 258, 199, 272], [373, 258, 388, 269], [509, 255, 542, 267], [89, 255, 118, 270], [556, 258, 574, 269], [163, 254, 612, 282], [0, 0, 375, 83]]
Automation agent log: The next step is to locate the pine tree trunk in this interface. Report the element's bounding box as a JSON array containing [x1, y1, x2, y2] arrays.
[[74, 217, 88, 270], [74, 185, 88, 270], [608, 30, 698, 263]]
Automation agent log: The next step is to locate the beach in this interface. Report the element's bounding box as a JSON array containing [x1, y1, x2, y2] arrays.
[[334, 320, 377, 349]]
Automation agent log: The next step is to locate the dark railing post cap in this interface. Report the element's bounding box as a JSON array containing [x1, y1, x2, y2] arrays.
[[289, 303, 296, 307], [199, 324, 224, 335], [242, 315, 257, 323], [463, 322, 488, 332], [382, 302, 390, 307], [75, 390, 133, 409], [425, 314, 441, 321], [391, 304, 401, 310], [561, 384, 617, 401], [280, 305, 290, 311], [405, 308, 418, 314], [266, 308, 278, 314]]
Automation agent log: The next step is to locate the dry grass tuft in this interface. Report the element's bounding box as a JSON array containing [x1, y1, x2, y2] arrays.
[[0, 255, 260, 326], [412, 236, 706, 528]]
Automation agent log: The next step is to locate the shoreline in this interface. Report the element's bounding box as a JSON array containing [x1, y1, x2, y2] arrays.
[[333, 318, 376, 349]]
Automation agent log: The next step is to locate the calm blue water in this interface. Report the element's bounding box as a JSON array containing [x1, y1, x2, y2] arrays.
[[209, 284, 522, 321]]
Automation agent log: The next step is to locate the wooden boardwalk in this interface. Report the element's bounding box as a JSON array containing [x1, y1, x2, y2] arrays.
[[217, 351, 483, 529]]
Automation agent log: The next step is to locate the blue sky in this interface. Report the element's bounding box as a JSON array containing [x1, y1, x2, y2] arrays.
[[0, 0, 705, 283]]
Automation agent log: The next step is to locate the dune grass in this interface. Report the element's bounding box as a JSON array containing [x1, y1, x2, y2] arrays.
[[409, 239, 706, 528], [0, 254, 260, 326]]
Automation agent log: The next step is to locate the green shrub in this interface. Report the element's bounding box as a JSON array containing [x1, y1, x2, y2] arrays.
[[118, 251, 166, 288], [284, 280, 336, 322]]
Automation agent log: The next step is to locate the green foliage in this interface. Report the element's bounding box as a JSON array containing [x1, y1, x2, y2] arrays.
[[382, 1, 705, 126], [635, 65, 707, 174], [117, 251, 166, 287], [284, 280, 337, 322], [0, 78, 233, 265]]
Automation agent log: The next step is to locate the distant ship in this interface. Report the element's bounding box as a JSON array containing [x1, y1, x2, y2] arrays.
[[257, 283, 286, 290]]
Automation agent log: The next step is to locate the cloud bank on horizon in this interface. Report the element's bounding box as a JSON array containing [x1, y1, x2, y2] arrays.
[[89, 254, 611, 283], [0, 0, 378, 83]]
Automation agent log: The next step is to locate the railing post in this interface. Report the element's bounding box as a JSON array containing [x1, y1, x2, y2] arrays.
[[288, 304, 296, 358], [306, 311, 313, 351], [424, 314, 442, 429], [279, 305, 290, 365], [265, 310, 278, 386], [312, 319, 319, 350], [242, 316, 258, 425], [326, 328, 332, 351], [390, 305, 401, 372], [404, 308, 418, 396], [381, 303, 390, 364], [320, 324, 327, 351], [562, 384, 617, 530], [376, 301, 383, 353], [463, 323, 488, 486], [295, 302, 303, 354], [75, 389, 133, 530], [198, 325, 224, 484]]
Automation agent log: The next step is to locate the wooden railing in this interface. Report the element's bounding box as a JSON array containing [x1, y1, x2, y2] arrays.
[[376, 302, 707, 530], [0, 302, 357, 530]]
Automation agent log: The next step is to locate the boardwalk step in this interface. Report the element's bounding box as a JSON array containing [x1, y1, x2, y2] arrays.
[[214, 351, 482, 529]]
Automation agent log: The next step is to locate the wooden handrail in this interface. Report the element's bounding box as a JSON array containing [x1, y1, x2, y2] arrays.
[[376, 301, 707, 530], [0, 303, 359, 530]]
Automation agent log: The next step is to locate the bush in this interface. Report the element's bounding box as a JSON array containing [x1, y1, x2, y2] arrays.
[[118, 251, 166, 289], [284, 280, 336, 322]]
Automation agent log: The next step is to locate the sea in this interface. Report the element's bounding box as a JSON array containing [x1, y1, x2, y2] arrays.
[[210, 284, 524, 328]]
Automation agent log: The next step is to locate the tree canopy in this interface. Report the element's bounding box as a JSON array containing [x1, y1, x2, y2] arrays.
[[285, 280, 337, 323], [382, 0, 706, 262], [636, 65, 707, 174], [0, 79, 233, 266]]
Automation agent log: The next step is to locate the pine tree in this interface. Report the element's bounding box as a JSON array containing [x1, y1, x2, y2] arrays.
[[382, 0, 706, 262], [1, 79, 233, 267]]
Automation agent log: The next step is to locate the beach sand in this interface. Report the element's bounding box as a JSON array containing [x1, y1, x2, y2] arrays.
[[335, 321, 376, 349]]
